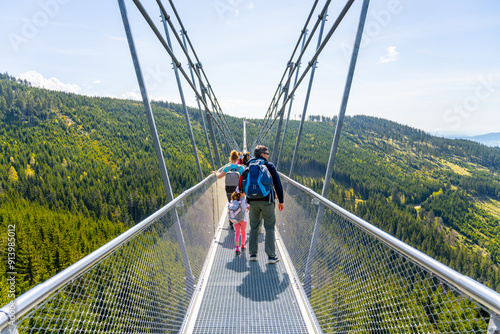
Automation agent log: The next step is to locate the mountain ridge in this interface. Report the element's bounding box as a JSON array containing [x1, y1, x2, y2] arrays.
[[434, 131, 500, 147], [465, 132, 500, 147]]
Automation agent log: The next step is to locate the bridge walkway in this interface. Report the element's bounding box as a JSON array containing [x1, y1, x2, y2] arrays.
[[186, 214, 312, 334]]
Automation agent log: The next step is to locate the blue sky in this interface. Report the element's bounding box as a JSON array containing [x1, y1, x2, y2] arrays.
[[1, 0, 499, 135]]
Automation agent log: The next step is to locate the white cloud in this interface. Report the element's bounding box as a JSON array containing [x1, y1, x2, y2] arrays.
[[380, 46, 399, 63], [18, 71, 81, 93], [94, 80, 101, 84], [122, 91, 142, 100]]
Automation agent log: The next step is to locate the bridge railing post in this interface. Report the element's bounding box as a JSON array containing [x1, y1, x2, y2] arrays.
[[490, 315, 500, 334]]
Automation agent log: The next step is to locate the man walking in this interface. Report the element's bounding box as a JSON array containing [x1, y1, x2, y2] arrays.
[[243, 145, 284, 264]]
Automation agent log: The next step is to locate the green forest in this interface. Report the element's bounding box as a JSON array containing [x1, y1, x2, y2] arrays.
[[0, 74, 226, 305], [245, 113, 500, 292], [1, 73, 500, 308]]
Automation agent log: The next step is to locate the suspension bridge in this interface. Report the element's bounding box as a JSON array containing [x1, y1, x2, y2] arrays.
[[1, 0, 500, 333]]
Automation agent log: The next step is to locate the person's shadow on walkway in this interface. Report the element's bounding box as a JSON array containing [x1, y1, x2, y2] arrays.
[[226, 253, 250, 273], [218, 226, 254, 250], [236, 262, 289, 301], [218, 229, 236, 249]]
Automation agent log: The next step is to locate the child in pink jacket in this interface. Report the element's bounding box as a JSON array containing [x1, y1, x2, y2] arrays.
[[228, 191, 249, 255]]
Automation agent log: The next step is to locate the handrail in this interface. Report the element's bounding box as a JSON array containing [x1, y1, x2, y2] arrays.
[[0, 174, 216, 331], [280, 173, 500, 316]]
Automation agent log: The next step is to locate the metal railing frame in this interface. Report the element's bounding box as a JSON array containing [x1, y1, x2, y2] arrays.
[[2, 174, 499, 332], [0, 175, 216, 332], [280, 173, 500, 320]]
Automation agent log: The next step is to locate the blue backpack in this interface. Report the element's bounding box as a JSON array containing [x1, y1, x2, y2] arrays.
[[240, 158, 273, 199]]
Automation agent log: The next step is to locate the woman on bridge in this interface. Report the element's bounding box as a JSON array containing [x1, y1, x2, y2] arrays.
[[212, 150, 245, 229]]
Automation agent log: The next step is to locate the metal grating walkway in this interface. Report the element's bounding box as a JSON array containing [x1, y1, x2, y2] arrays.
[[190, 217, 310, 334]]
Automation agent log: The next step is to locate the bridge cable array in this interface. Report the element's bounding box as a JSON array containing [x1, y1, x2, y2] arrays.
[[120, 0, 240, 190], [246, 0, 372, 299], [250, 0, 363, 188], [157, 0, 239, 153]]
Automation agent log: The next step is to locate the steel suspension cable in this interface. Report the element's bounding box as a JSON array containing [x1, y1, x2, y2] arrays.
[[208, 89, 230, 158], [256, 0, 320, 138], [304, 0, 370, 296], [276, 29, 309, 169], [262, 84, 282, 149], [167, 0, 219, 102], [130, 0, 236, 149], [164, 0, 238, 148], [117, 0, 194, 301], [253, 95, 277, 149], [255, 2, 333, 146], [157, 1, 237, 148], [158, 0, 221, 110], [271, 63, 294, 163], [193, 63, 222, 167], [180, 30, 215, 170], [207, 85, 236, 156], [289, 11, 327, 178], [160, 10, 203, 181], [257, 0, 356, 141], [208, 84, 239, 151]]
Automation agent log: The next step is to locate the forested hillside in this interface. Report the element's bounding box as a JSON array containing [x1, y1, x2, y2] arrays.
[[1, 73, 499, 306], [0, 74, 226, 304], [245, 114, 500, 291]]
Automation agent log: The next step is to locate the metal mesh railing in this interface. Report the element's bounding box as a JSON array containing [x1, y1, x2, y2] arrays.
[[3, 173, 500, 333], [1, 176, 226, 333], [277, 174, 500, 333]]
